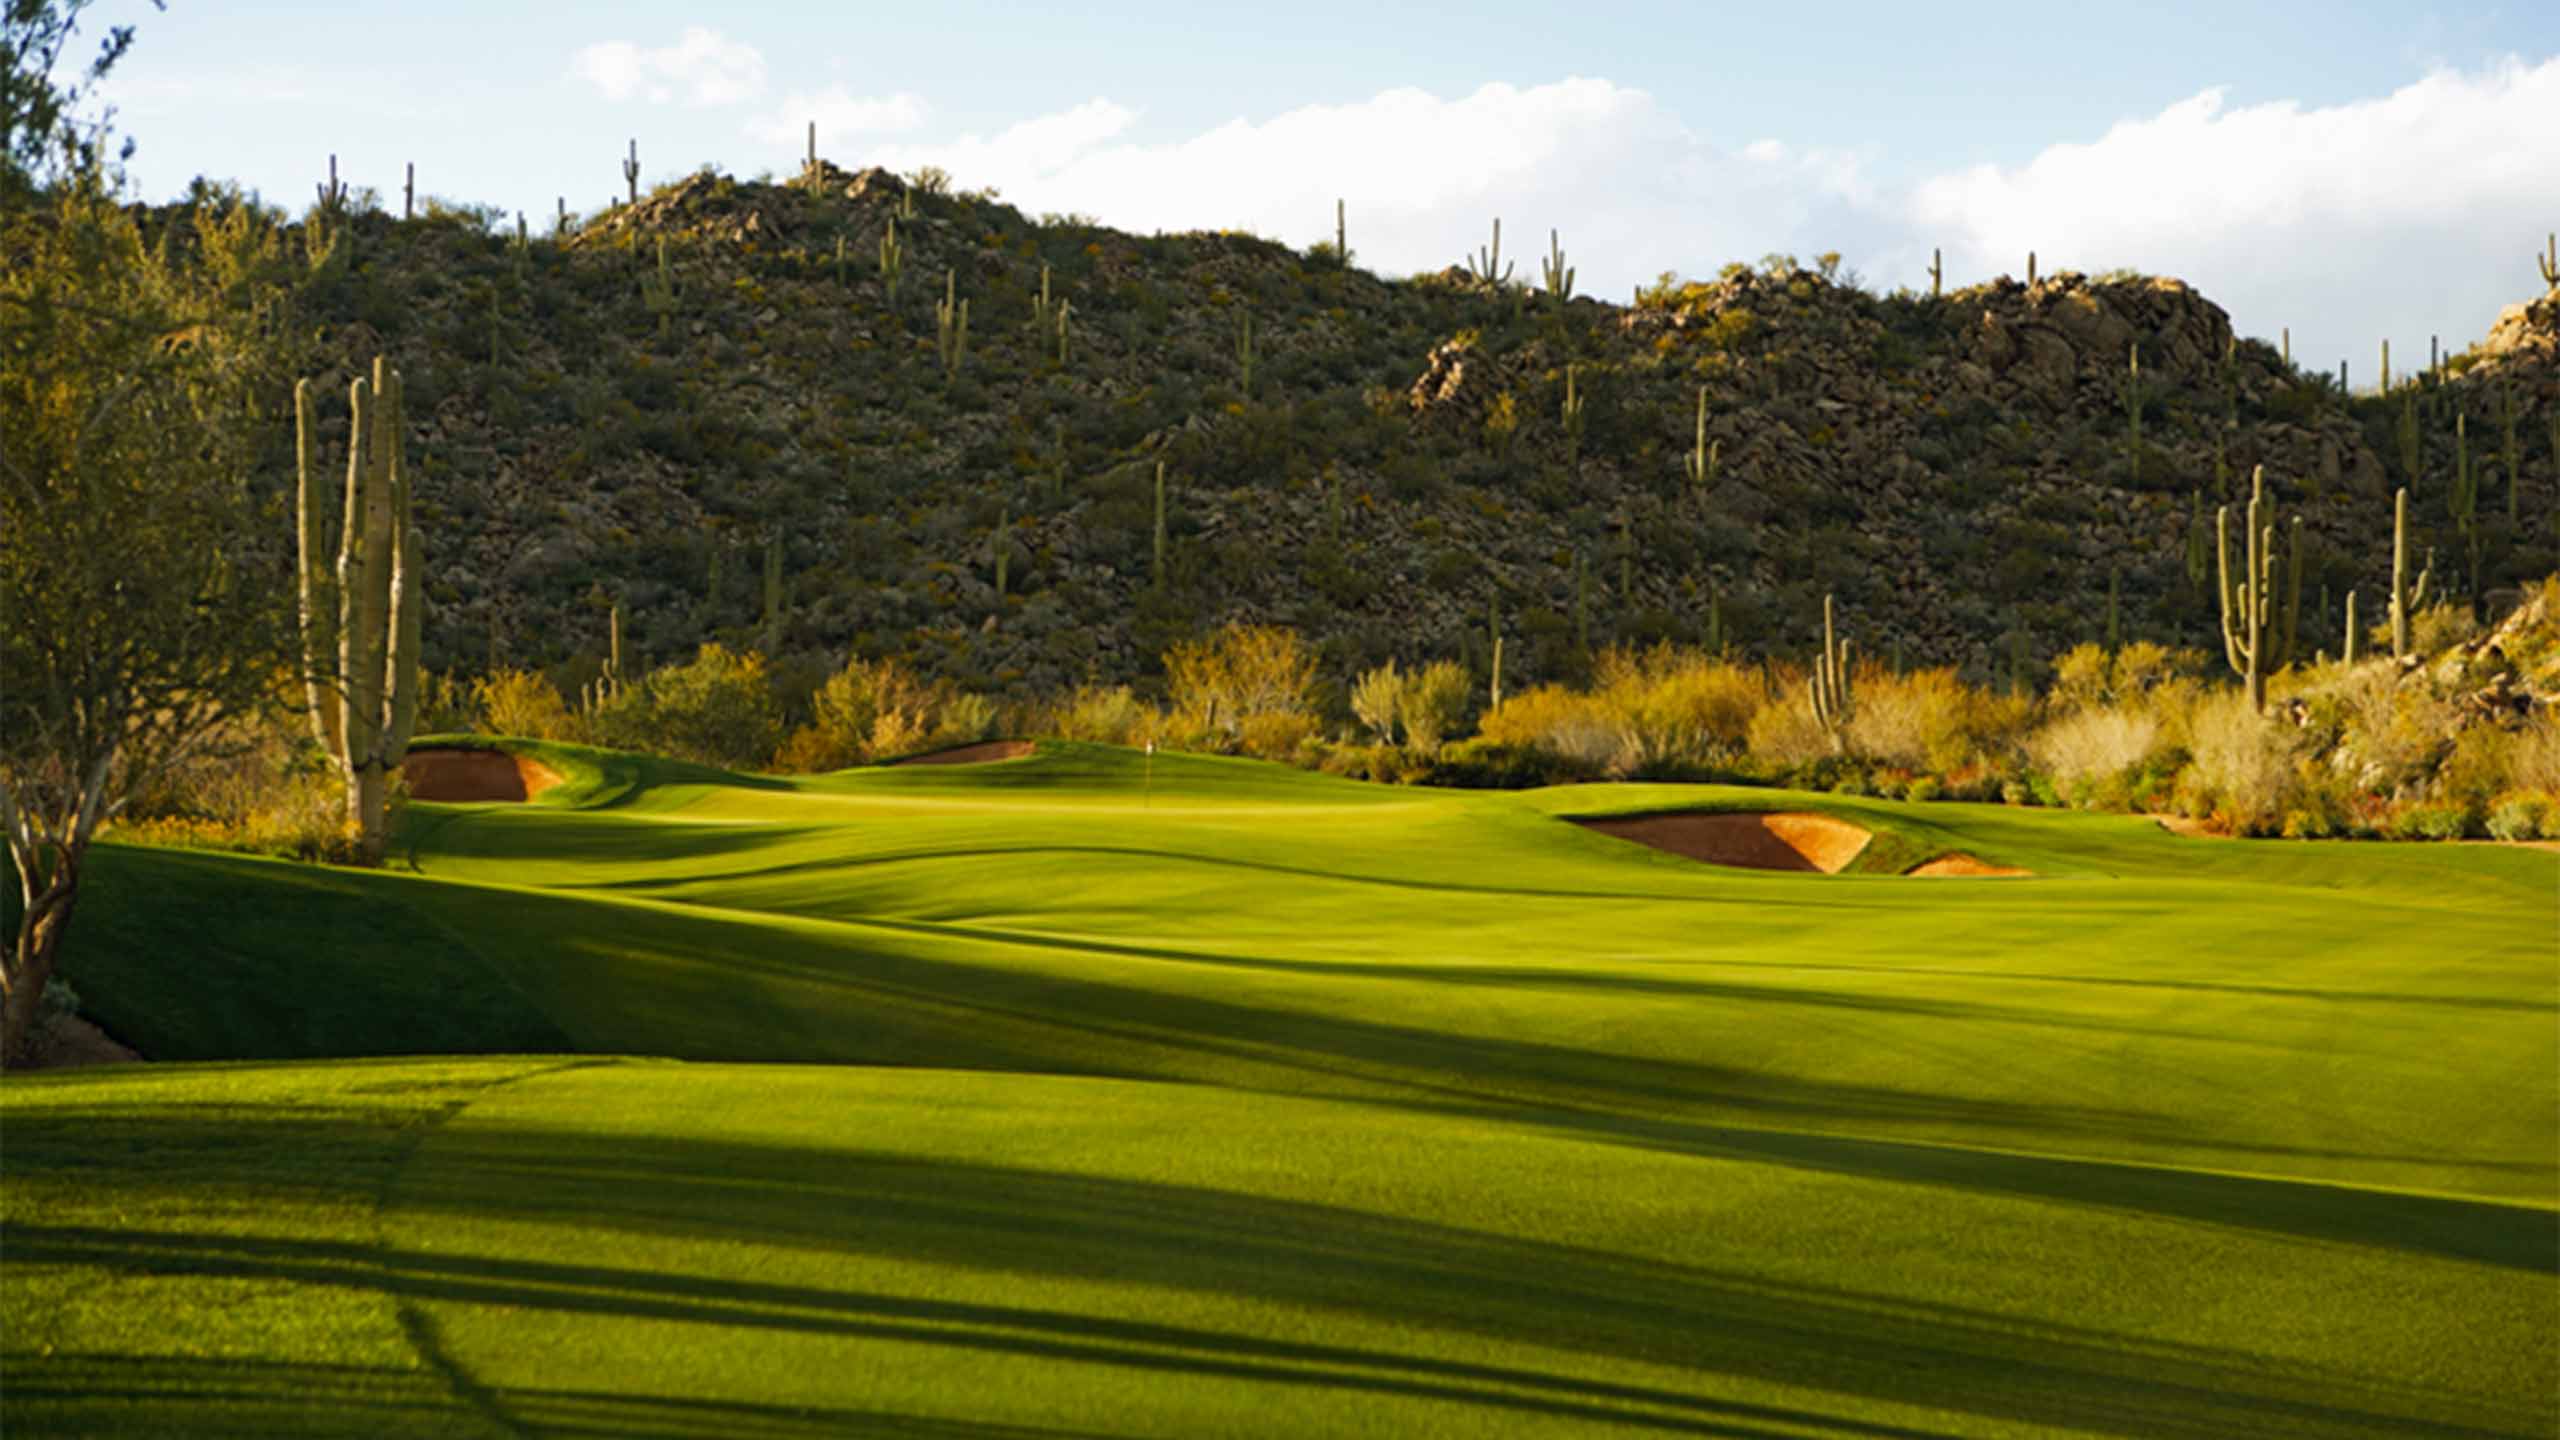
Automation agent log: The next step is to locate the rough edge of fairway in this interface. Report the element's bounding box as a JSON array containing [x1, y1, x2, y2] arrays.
[[890, 739, 1036, 766]]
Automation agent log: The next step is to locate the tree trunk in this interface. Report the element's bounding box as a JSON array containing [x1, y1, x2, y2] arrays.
[[2, 848, 81, 1069], [349, 760, 389, 865]]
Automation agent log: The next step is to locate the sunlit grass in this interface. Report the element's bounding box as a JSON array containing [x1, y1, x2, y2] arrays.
[[9, 739, 2553, 1436]]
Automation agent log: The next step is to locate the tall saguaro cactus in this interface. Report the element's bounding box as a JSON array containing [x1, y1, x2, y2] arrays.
[[638, 236, 678, 336], [1560, 365, 1585, 469], [936, 268, 969, 377], [879, 216, 905, 307], [1682, 386, 1717, 490], [2214, 465, 2301, 713], [295, 357, 422, 864], [1808, 594, 1854, 754], [1467, 218, 1512, 287], [2390, 488, 2433, 661]]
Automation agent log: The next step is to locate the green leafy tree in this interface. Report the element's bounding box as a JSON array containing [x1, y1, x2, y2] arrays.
[[2, 0, 161, 200], [1, 175, 293, 1065]]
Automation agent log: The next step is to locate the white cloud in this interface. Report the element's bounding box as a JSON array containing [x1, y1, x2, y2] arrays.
[[1905, 57, 2560, 375], [718, 58, 2554, 370], [570, 27, 766, 107], [744, 87, 932, 151], [836, 78, 1877, 297]]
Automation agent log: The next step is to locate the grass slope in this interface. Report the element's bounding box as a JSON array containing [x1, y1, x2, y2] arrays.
[[8, 741, 2555, 1436]]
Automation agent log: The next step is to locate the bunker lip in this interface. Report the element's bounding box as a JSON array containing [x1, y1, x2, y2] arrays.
[[1906, 853, 2034, 877], [1573, 811, 1872, 874], [891, 739, 1036, 766], [401, 747, 564, 803]]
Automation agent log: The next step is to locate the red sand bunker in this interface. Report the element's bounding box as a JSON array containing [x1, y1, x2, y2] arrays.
[[401, 747, 564, 802], [1905, 853, 2033, 878], [892, 739, 1035, 766], [1575, 811, 1873, 873]]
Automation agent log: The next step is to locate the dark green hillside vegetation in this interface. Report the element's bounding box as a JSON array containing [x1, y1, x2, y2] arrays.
[[155, 158, 2560, 701]]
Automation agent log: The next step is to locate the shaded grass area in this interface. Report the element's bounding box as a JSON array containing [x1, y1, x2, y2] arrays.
[[5, 1061, 2552, 1438], [18, 740, 2560, 1435]]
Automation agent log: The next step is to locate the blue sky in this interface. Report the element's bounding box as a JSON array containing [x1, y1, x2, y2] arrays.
[[81, 1, 2560, 377]]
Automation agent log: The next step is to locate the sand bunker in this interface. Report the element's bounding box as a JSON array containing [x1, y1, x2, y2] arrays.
[[892, 739, 1035, 766], [401, 747, 563, 802], [1575, 811, 1872, 874], [1905, 853, 2033, 878]]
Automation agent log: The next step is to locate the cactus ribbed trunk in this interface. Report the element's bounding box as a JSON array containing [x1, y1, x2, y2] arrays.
[[2214, 465, 2296, 713], [297, 356, 422, 864], [294, 380, 343, 756], [1808, 593, 1853, 753], [2389, 488, 2432, 661]]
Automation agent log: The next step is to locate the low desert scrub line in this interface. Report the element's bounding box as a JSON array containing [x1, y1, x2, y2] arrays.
[[115, 584, 2559, 863]]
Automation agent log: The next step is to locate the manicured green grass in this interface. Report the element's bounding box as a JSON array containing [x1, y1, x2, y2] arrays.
[[7, 740, 2554, 1435]]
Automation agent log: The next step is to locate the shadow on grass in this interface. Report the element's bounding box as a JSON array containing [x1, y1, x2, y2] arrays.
[[527, 896, 2536, 1193], [9, 1109, 2546, 1440], [0, 1352, 1120, 1439]]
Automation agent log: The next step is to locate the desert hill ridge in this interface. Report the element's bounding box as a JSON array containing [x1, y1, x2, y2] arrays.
[[205, 161, 2555, 699]]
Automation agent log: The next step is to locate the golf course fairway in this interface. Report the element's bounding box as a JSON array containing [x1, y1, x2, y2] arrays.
[[6, 740, 2554, 1437]]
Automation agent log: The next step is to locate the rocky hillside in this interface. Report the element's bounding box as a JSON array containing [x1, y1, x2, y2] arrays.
[[238, 164, 2558, 701]]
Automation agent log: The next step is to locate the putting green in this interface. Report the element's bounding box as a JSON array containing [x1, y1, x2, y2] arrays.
[[7, 740, 2554, 1436]]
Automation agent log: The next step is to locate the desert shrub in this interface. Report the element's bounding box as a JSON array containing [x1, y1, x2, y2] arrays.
[[2505, 716, 2560, 794], [934, 693, 997, 749], [2407, 600, 2480, 656], [1589, 645, 1757, 768], [2436, 723, 2522, 808], [1349, 661, 1404, 745], [1744, 671, 1836, 770], [2381, 799, 2478, 841], [1238, 709, 1318, 761], [773, 656, 992, 770], [2484, 793, 2550, 842], [1478, 686, 1628, 778], [2181, 690, 2295, 834], [2048, 643, 2112, 711], [1397, 660, 1469, 755], [1165, 623, 1316, 744], [600, 643, 781, 770], [1428, 736, 1573, 788], [473, 668, 578, 741], [1844, 665, 1975, 772], [2308, 662, 2456, 797], [1047, 684, 1148, 744], [108, 675, 369, 864], [417, 670, 476, 735], [2026, 705, 2162, 797]]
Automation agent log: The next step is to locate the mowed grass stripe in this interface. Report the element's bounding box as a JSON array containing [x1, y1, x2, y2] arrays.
[[8, 1059, 2548, 1437], [16, 741, 2554, 1435], [59, 742, 2558, 1204]]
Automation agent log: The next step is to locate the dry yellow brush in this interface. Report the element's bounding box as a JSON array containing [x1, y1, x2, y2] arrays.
[[116, 582, 2559, 846]]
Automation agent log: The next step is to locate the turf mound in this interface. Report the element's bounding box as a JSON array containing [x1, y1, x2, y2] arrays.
[[1906, 852, 2034, 877], [1575, 811, 1871, 872], [402, 746, 563, 802], [17, 1013, 142, 1070], [892, 739, 1035, 765]]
